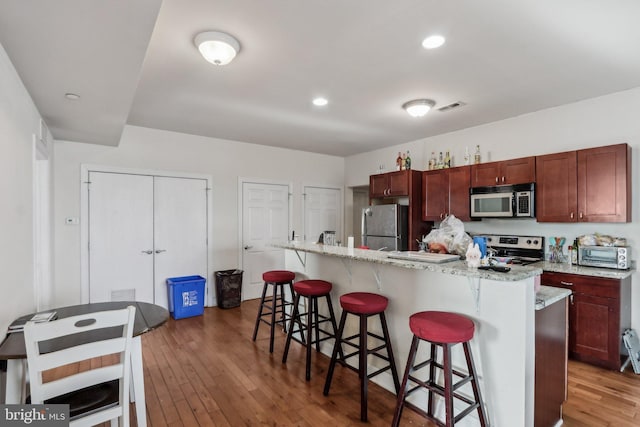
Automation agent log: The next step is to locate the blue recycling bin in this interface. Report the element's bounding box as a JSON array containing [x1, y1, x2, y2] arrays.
[[166, 275, 206, 319]]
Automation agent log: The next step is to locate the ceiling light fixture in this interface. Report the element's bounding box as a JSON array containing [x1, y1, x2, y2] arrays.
[[64, 93, 81, 100], [312, 97, 328, 106], [402, 99, 436, 117], [194, 31, 241, 65], [422, 35, 446, 49]]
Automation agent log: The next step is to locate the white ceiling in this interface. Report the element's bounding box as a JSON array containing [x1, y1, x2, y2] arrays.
[[1, 0, 640, 157]]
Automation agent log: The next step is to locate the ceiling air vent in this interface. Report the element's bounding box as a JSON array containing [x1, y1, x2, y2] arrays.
[[437, 101, 466, 112]]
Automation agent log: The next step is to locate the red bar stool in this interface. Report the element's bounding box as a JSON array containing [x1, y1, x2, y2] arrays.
[[391, 311, 489, 427], [252, 270, 295, 353], [323, 292, 400, 422], [282, 279, 341, 381]]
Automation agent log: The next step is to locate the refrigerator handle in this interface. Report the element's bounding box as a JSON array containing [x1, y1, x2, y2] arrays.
[[361, 207, 369, 245]]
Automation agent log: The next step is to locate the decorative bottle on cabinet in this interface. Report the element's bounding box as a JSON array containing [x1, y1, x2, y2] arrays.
[[444, 151, 451, 168], [429, 152, 436, 170], [405, 150, 411, 170], [474, 145, 481, 164], [396, 152, 402, 171], [464, 147, 470, 165]]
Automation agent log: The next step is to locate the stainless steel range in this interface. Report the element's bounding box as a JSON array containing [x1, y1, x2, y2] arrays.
[[478, 234, 545, 265]]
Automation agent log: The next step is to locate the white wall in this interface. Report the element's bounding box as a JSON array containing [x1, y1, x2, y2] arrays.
[[0, 43, 41, 332], [52, 125, 345, 306], [345, 86, 640, 331]]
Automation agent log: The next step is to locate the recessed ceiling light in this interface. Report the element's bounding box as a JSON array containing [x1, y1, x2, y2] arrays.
[[312, 97, 328, 106], [64, 93, 81, 100], [422, 35, 445, 49]]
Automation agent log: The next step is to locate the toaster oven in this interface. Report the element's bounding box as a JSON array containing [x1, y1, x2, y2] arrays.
[[577, 245, 630, 270]]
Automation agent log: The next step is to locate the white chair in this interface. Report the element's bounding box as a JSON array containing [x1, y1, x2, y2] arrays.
[[23, 306, 136, 427]]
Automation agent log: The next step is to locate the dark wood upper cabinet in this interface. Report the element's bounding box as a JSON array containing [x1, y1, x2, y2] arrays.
[[537, 143, 631, 223], [535, 151, 578, 222], [577, 144, 631, 222], [470, 156, 535, 187], [369, 170, 410, 198], [369, 169, 430, 251], [422, 166, 470, 221]]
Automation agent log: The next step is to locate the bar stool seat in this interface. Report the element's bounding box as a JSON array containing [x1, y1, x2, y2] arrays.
[[339, 292, 388, 314], [252, 270, 296, 353], [282, 279, 340, 380], [409, 311, 475, 343], [323, 292, 400, 422], [392, 311, 489, 427], [293, 279, 332, 296]]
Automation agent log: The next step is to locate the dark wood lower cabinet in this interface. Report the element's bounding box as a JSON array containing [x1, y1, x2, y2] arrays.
[[535, 298, 568, 427], [541, 272, 631, 370]]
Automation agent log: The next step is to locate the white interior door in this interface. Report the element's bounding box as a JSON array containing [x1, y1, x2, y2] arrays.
[[89, 172, 155, 303], [153, 176, 208, 309], [304, 186, 342, 243], [242, 182, 290, 300]]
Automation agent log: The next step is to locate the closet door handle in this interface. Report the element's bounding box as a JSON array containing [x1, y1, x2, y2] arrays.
[[155, 249, 166, 254], [141, 250, 153, 255]]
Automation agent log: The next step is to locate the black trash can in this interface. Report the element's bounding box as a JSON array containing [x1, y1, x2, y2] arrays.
[[215, 269, 243, 308]]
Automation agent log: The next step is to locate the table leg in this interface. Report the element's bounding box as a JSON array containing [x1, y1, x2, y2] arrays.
[[4, 359, 26, 404], [131, 336, 146, 427]]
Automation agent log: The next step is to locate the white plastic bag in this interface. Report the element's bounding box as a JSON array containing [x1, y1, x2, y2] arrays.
[[422, 215, 472, 256]]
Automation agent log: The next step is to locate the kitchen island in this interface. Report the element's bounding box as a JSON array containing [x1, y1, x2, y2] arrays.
[[273, 241, 571, 426]]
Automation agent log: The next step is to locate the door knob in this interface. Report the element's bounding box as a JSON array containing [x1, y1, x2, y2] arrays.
[[244, 245, 253, 250], [141, 250, 153, 255], [155, 249, 166, 254]]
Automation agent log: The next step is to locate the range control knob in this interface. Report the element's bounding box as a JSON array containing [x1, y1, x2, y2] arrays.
[[526, 239, 532, 245]]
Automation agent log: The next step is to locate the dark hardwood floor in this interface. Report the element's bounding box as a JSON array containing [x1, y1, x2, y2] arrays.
[[60, 299, 640, 426]]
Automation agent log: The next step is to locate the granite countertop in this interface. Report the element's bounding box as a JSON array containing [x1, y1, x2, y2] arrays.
[[535, 286, 572, 310], [274, 241, 542, 282], [539, 261, 634, 279]]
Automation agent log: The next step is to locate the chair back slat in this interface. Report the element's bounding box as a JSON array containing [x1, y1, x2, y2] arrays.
[[24, 306, 136, 427]]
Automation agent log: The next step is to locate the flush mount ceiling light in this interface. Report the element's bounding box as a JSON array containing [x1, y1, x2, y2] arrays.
[[422, 35, 446, 49], [64, 92, 80, 100], [402, 99, 436, 117], [194, 31, 241, 65], [312, 97, 328, 106]]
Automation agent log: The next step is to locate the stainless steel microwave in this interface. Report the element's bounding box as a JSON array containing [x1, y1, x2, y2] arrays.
[[578, 245, 630, 270], [470, 183, 535, 218]]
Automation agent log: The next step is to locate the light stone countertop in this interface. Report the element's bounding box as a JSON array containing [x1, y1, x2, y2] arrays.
[[273, 241, 542, 282], [535, 286, 572, 311], [539, 261, 634, 279]]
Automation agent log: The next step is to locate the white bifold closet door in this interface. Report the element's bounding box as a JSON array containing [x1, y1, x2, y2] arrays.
[[88, 172, 208, 308], [303, 186, 342, 243]]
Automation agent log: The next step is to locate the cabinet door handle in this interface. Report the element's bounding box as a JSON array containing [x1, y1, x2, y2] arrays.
[[570, 294, 574, 305], [141, 250, 153, 255], [495, 176, 498, 184], [502, 176, 505, 183], [560, 281, 573, 286], [440, 213, 444, 220], [570, 212, 574, 219], [155, 249, 166, 254], [579, 212, 583, 219]]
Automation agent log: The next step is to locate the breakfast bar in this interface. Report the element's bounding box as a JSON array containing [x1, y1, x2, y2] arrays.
[[273, 241, 571, 426]]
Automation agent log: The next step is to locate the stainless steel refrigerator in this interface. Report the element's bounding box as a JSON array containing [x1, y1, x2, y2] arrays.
[[361, 204, 408, 251]]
